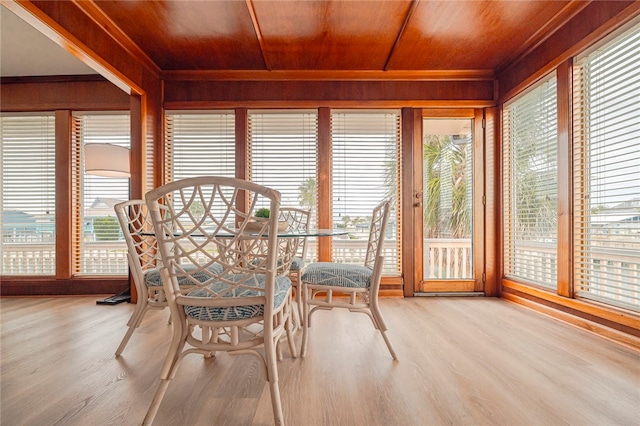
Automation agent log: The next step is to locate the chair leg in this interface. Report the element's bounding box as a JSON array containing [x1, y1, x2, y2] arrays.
[[115, 298, 149, 356], [301, 283, 310, 358], [285, 300, 297, 358], [369, 299, 398, 360], [379, 329, 398, 360], [125, 301, 142, 328], [144, 320, 187, 424], [142, 378, 171, 426], [294, 283, 304, 329], [264, 333, 285, 425]]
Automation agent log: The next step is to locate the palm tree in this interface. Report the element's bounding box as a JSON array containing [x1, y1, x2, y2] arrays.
[[512, 106, 558, 241], [297, 177, 316, 212], [423, 134, 471, 239], [383, 144, 398, 201]]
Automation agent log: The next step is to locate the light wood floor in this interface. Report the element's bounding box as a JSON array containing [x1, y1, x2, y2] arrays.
[[1, 296, 638, 426]]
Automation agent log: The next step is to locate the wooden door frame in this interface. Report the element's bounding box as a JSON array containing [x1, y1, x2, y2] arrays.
[[414, 109, 485, 294]]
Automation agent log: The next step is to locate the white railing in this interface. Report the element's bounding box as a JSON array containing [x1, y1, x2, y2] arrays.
[[510, 241, 558, 289], [1, 242, 128, 275], [575, 246, 639, 310], [2, 239, 638, 310], [331, 238, 399, 273], [509, 241, 639, 309], [1, 243, 57, 275], [80, 242, 129, 274], [423, 238, 472, 279]]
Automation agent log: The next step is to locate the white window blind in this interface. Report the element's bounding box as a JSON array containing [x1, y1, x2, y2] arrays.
[[248, 110, 318, 261], [502, 74, 558, 289], [164, 112, 236, 225], [73, 113, 130, 275], [573, 23, 640, 311], [1, 113, 56, 275], [331, 110, 401, 274], [146, 119, 155, 193], [165, 111, 235, 183]]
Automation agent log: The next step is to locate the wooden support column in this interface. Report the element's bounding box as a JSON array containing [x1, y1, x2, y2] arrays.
[[556, 58, 573, 298], [317, 107, 332, 261], [130, 95, 144, 200], [401, 108, 421, 296], [235, 108, 249, 213], [55, 110, 73, 280], [483, 107, 500, 297]]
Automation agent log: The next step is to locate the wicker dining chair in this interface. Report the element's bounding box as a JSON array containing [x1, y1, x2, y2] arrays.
[[113, 200, 167, 356], [278, 207, 311, 327], [113, 199, 223, 356], [143, 176, 297, 426], [300, 199, 397, 360]]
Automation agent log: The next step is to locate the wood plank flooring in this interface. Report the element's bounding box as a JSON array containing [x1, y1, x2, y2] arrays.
[[1, 296, 638, 425]]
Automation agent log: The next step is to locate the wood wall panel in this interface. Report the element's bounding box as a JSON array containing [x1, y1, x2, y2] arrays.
[[0, 278, 128, 297], [483, 107, 500, 297], [163, 80, 495, 108], [502, 280, 640, 338], [0, 80, 129, 112]]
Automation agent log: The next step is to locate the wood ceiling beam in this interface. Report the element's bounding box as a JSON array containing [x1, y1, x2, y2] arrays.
[[4, 0, 139, 94], [162, 69, 495, 82], [245, 0, 271, 71], [384, 0, 420, 71], [70, 0, 161, 78]]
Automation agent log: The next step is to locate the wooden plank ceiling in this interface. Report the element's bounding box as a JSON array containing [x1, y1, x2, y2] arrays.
[[86, 0, 586, 78]]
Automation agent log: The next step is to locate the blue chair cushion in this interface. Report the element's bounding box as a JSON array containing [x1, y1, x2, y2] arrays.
[[289, 257, 305, 271], [144, 263, 224, 287], [253, 257, 304, 272], [183, 274, 292, 321], [301, 262, 373, 289]]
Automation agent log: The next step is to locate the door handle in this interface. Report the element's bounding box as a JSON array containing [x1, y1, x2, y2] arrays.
[[414, 191, 423, 207]]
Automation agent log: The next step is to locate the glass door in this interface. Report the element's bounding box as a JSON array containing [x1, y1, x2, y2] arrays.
[[419, 117, 477, 292]]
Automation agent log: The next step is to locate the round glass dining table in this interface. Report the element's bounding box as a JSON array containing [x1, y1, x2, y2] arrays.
[[141, 228, 348, 238], [271, 228, 347, 238]]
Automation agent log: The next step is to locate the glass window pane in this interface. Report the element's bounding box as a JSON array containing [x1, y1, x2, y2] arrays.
[[165, 111, 235, 182], [331, 110, 401, 274], [165, 111, 236, 220], [423, 119, 473, 279], [573, 23, 640, 311], [249, 110, 318, 261], [73, 113, 130, 275], [503, 74, 558, 289], [1, 113, 56, 275]]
